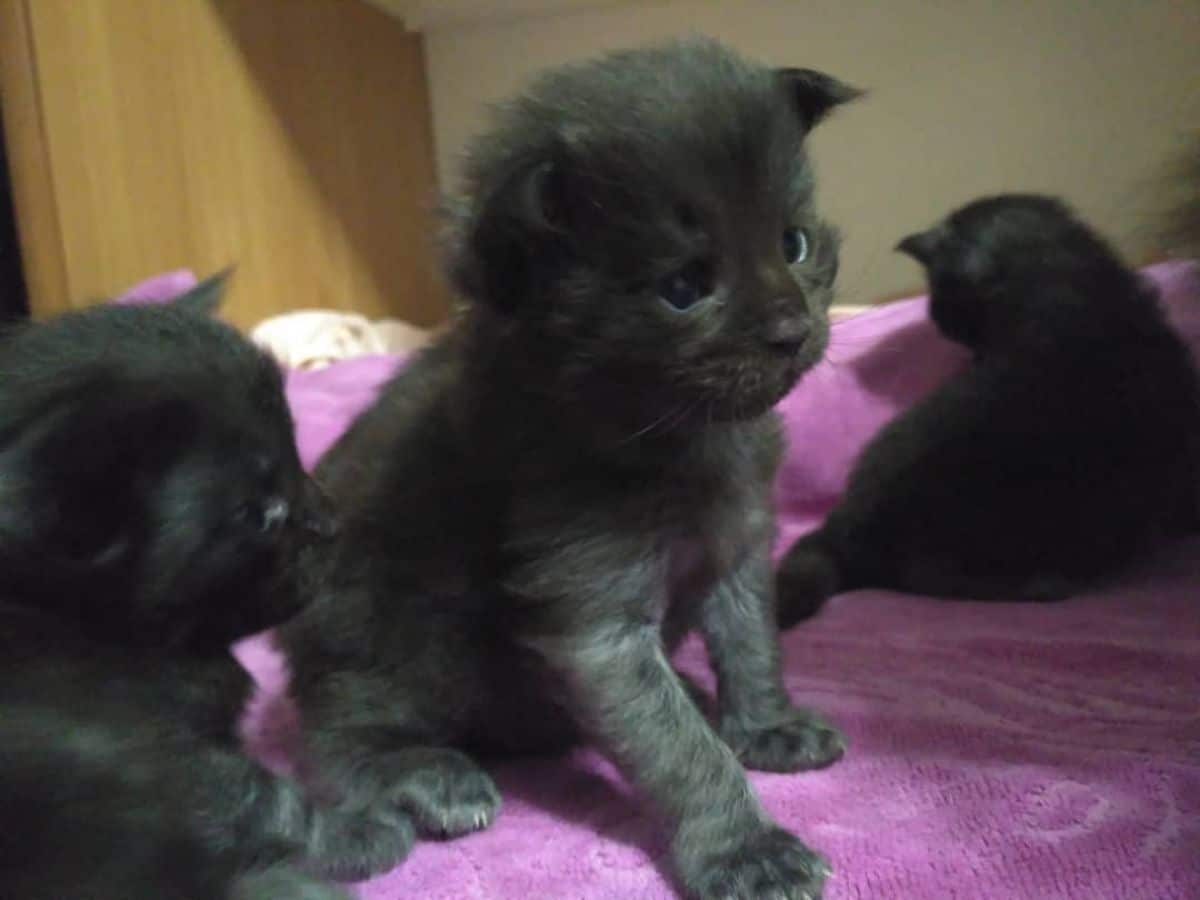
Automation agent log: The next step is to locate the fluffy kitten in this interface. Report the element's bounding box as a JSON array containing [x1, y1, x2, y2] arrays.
[[0, 278, 410, 899], [778, 195, 1200, 626], [283, 39, 858, 900]]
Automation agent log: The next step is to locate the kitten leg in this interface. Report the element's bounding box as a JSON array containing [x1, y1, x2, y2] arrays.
[[532, 622, 829, 900], [186, 745, 415, 883], [302, 727, 502, 839], [284, 594, 501, 841], [169, 656, 257, 746], [228, 866, 351, 900], [703, 544, 845, 773], [378, 746, 501, 837]]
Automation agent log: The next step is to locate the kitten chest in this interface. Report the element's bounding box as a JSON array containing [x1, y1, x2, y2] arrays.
[[661, 469, 773, 614]]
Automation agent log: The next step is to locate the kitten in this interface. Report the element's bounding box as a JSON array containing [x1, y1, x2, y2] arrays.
[[777, 195, 1200, 626], [282, 39, 858, 900], [0, 277, 411, 899]]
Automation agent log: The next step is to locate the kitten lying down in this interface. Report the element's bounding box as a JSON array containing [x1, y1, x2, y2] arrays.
[[778, 195, 1200, 626], [0, 278, 411, 899], [282, 38, 859, 900]]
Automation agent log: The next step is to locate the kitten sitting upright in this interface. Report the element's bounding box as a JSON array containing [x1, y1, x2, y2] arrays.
[[0, 277, 411, 899], [283, 39, 858, 900], [778, 195, 1200, 626]]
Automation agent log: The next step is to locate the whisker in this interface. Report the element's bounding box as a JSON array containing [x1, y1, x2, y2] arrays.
[[660, 396, 703, 438], [618, 399, 693, 444]]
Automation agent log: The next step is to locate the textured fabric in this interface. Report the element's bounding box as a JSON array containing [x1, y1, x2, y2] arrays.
[[112, 271, 432, 370], [252, 311, 434, 371], [222, 260, 1197, 899]]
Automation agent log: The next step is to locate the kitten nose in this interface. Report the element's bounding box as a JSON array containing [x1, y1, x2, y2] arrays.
[[763, 315, 811, 355]]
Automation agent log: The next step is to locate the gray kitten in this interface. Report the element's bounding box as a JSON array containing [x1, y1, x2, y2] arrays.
[[283, 39, 858, 899]]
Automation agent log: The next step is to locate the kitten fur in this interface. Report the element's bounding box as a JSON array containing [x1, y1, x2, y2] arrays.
[[0, 280, 411, 899], [283, 39, 858, 900], [777, 195, 1200, 626]]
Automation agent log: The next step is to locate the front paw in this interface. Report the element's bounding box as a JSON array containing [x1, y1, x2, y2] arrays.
[[723, 709, 845, 773], [383, 747, 501, 839], [682, 825, 830, 900], [301, 804, 416, 882], [232, 866, 353, 900]]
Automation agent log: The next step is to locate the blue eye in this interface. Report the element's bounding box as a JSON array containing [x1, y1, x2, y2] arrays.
[[657, 261, 713, 312], [783, 227, 809, 264]]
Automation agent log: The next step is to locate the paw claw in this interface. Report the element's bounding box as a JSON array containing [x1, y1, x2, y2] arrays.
[[726, 709, 845, 773], [386, 748, 501, 839]]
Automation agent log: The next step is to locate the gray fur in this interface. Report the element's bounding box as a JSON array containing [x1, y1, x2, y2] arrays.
[[284, 39, 857, 898]]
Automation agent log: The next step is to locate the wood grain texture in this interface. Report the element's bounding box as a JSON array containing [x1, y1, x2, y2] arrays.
[[0, 0, 69, 312], [2, 0, 448, 328]]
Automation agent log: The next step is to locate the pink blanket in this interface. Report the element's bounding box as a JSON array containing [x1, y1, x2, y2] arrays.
[[131, 263, 1199, 898]]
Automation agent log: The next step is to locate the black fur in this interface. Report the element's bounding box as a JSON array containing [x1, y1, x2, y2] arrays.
[[778, 195, 1200, 626], [0, 282, 410, 899], [283, 39, 858, 899]]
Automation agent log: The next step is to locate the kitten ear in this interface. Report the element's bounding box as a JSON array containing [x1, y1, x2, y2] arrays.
[[170, 267, 234, 317], [451, 154, 568, 314], [776, 68, 863, 131], [896, 229, 941, 266]]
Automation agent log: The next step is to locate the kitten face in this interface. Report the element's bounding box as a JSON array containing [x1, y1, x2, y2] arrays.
[[542, 145, 843, 423], [447, 40, 857, 424], [896, 194, 1133, 349], [0, 285, 333, 654], [129, 359, 329, 653]]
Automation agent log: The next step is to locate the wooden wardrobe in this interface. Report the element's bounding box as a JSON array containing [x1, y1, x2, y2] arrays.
[[0, 0, 449, 329]]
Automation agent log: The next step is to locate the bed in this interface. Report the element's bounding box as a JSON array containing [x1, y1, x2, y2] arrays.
[[129, 261, 1200, 899]]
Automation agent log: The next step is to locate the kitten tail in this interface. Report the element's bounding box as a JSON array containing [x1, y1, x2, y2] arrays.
[[776, 529, 843, 628]]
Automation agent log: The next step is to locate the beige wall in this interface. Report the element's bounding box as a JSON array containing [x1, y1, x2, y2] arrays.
[[424, 0, 1200, 306]]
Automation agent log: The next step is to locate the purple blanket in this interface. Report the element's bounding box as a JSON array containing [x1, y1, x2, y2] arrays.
[[223, 263, 1199, 899]]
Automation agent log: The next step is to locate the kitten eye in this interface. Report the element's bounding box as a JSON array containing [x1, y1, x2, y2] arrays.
[[783, 227, 809, 264], [657, 261, 713, 312]]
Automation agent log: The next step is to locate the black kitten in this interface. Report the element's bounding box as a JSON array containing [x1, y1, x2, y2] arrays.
[[283, 39, 858, 900], [778, 195, 1200, 626], [0, 278, 410, 899]]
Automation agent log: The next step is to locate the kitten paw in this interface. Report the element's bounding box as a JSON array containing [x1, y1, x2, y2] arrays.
[[231, 865, 353, 900], [301, 804, 416, 882], [684, 826, 829, 900], [384, 747, 501, 838], [724, 709, 845, 773]]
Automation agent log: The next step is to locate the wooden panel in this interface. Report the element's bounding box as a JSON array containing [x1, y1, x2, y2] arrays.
[[0, 0, 69, 311], [6, 0, 448, 328]]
